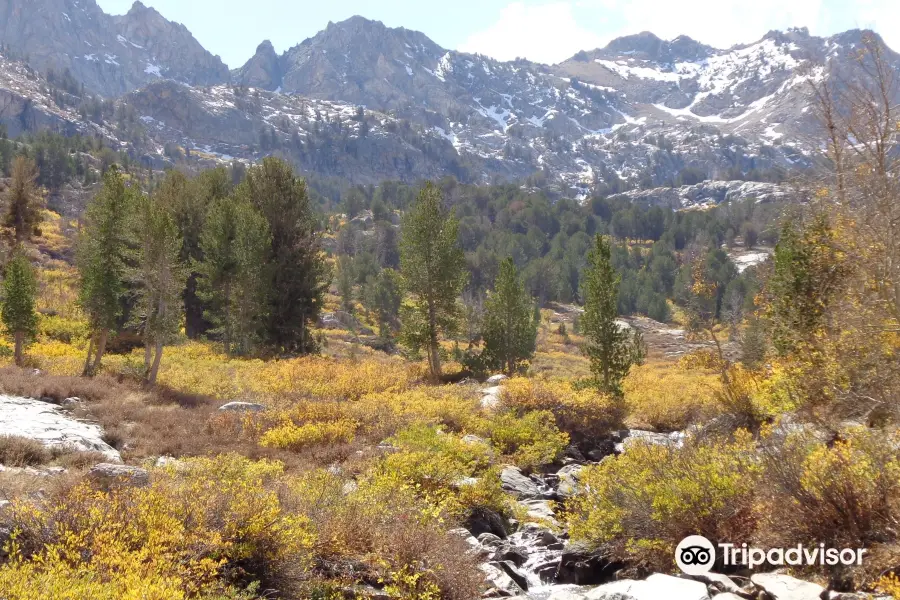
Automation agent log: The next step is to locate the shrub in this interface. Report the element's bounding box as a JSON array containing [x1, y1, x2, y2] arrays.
[[0, 435, 49, 467], [500, 378, 622, 443], [566, 430, 760, 572], [758, 427, 900, 551], [259, 419, 357, 451], [623, 362, 721, 431], [0, 454, 315, 598], [473, 410, 568, 471]]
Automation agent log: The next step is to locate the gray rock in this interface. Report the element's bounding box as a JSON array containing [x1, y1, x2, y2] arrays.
[[519, 499, 559, 525], [463, 434, 489, 445], [486, 374, 509, 385], [218, 401, 266, 412], [750, 573, 825, 600], [480, 563, 526, 596], [478, 533, 504, 547], [556, 463, 585, 497], [0, 395, 121, 462], [615, 429, 685, 453], [492, 560, 529, 591], [88, 463, 150, 489], [555, 542, 620, 586], [584, 574, 710, 600], [690, 573, 747, 596], [500, 466, 541, 499], [466, 507, 509, 539]]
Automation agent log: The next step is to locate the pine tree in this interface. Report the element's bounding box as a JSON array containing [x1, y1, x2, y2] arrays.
[[336, 255, 355, 314], [580, 235, 638, 396], [130, 174, 188, 384], [4, 155, 42, 244], [363, 268, 402, 340], [172, 167, 232, 338], [196, 196, 271, 356], [399, 183, 467, 381], [77, 166, 135, 376], [481, 257, 538, 376], [2, 250, 37, 366], [238, 158, 330, 353]]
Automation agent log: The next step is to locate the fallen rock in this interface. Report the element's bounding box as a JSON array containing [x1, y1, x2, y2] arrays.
[[0, 395, 120, 461], [218, 401, 266, 412], [584, 574, 709, 600], [749, 573, 824, 600], [88, 463, 150, 489], [500, 466, 541, 499]]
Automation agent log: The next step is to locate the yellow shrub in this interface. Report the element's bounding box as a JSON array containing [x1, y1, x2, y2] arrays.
[[259, 419, 357, 450], [500, 377, 622, 442], [623, 362, 721, 431], [0, 454, 313, 599], [472, 410, 568, 471], [566, 430, 760, 571]]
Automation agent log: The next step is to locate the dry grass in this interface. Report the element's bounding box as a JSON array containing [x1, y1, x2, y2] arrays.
[[0, 436, 50, 467]]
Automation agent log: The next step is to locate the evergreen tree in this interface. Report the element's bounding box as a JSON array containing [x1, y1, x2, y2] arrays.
[[2, 250, 37, 366], [580, 235, 638, 396], [173, 167, 232, 338], [363, 268, 402, 340], [130, 175, 188, 384], [197, 196, 271, 357], [238, 158, 330, 353], [399, 183, 467, 381], [336, 255, 355, 314], [77, 166, 135, 376], [481, 257, 538, 376], [4, 155, 42, 244]]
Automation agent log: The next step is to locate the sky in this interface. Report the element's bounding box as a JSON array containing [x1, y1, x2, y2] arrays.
[[96, 0, 899, 68]]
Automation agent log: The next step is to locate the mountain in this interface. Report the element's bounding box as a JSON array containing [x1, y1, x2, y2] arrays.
[[0, 4, 897, 201], [0, 0, 229, 97]]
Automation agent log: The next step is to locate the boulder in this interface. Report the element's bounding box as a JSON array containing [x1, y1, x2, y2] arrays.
[[584, 574, 710, 600], [519, 499, 559, 525], [88, 463, 150, 489], [555, 542, 621, 585], [690, 573, 747, 596], [500, 466, 541, 499], [0, 395, 121, 462], [615, 429, 685, 453], [466, 507, 509, 539], [482, 386, 503, 409], [492, 560, 529, 591], [556, 464, 585, 497], [749, 573, 825, 600], [480, 563, 526, 596], [495, 545, 529, 567], [478, 533, 504, 547], [486, 374, 509, 385], [218, 401, 266, 412]]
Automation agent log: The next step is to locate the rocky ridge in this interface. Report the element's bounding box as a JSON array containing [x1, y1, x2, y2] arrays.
[[1, 3, 898, 199]]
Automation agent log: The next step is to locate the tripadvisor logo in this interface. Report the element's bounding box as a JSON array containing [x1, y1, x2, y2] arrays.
[[675, 535, 868, 574]]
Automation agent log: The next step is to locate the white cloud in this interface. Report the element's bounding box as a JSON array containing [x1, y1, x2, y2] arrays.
[[460, 0, 900, 65], [459, 2, 605, 64]]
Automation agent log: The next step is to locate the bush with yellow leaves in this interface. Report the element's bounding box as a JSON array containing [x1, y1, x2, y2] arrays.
[[0, 454, 314, 600], [623, 361, 722, 431], [500, 377, 622, 443], [566, 431, 760, 572], [472, 410, 568, 471]]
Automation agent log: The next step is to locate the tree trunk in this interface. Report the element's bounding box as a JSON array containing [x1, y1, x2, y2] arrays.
[[92, 328, 108, 374], [82, 334, 95, 377], [13, 330, 24, 366], [427, 300, 441, 381], [144, 341, 153, 374], [148, 340, 164, 385]]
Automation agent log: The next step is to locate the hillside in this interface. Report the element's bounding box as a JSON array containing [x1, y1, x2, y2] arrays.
[[0, 3, 896, 197]]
